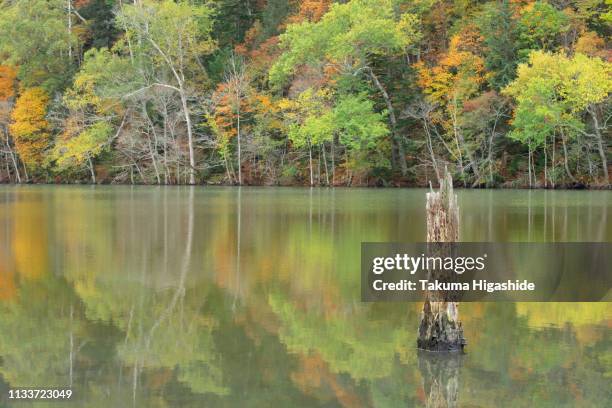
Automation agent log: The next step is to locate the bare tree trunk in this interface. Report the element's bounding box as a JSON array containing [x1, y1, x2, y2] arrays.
[[236, 111, 242, 185], [224, 155, 233, 184], [4, 128, 21, 183], [418, 169, 465, 352], [551, 132, 556, 188], [22, 162, 29, 183], [560, 129, 576, 183], [142, 102, 161, 184], [162, 105, 169, 184], [544, 137, 548, 188], [88, 156, 96, 183], [331, 136, 335, 185], [423, 119, 441, 181], [321, 144, 330, 186], [588, 107, 609, 183], [179, 91, 196, 185], [308, 140, 314, 187], [528, 144, 532, 188], [367, 68, 408, 176], [487, 109, 503, 186], [67, 0, 72, 59]]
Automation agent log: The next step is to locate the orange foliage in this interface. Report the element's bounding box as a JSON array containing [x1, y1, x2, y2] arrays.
[[287, 0, 332, 24], [575, 31, 611, 61], [237, 1, 330, 74], [74, 0, 92, 7], [416, 27, 485, 106], [236, 22, 281, 75], [291, 354, 365, 408], [9, 87, 51, 169], [0, 65, 17, 101], [0, 263, 17, 302], [211, 80, 255, 141]]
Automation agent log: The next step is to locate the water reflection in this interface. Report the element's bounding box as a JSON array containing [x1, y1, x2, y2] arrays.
[[0, 187, 610, 407], [418, 352, 462, 408]]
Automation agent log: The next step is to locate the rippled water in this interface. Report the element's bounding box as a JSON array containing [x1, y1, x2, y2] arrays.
[[0, 186, 610, 407]]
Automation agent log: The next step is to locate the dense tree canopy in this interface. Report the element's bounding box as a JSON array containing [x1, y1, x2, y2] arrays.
[[0, 0, 609, 186]]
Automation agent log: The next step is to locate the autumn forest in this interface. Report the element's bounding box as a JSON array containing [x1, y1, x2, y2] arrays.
[[0, 0, 610, 187]]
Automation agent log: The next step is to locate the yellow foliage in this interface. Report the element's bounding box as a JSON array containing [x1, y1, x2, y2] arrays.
[[11, 200, 48, 280], [516, 302, 612, 329], [9, 87, 51, 169]]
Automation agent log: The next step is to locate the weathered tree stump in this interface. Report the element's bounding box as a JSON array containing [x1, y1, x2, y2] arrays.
[[417, 169, 465, 352]]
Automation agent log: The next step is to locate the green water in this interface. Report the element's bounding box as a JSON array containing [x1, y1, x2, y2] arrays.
[[0, 186, 610, 407]]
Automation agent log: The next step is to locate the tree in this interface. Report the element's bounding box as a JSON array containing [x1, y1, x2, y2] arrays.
[[281, 89, 389, 185], [476, 0, 519, 89], [516, 2, 569, 59], [270, 0, 420, 176], [9, 88, 52, 176], [0, 65, 17, 101], [117, 0, 216, 184], [52, 121, 113, 183], [77, 0, 120, 50], [211, 56, 253, 185], [332, 94, 390, 180], [280, 88, 333, 186], [504, 51, 612, 185], [0, 0, 79, 93], [0, 65, 22, 182], [56, 47, 131, 183], [416, 28, 487, 185]]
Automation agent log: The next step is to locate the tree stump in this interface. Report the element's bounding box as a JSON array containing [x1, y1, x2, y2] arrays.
[[417, 169, 465, 352]]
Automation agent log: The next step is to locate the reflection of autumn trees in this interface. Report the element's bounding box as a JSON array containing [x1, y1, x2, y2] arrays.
[[0, 279, 82, 388], [0, 188, 610, 406], [10, 195, 49, 280]]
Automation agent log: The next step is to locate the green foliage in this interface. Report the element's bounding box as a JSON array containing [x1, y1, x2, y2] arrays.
[[517, 2, 569, 59], [504, 51, 612, 148], [117, 0, 216, 68], [261, 0, 295, 38], [0, 0, 79, 93], [270, 0, 419, 86], [0, 0, 609, 186], [284, 88, 334, 148], [66, 48, 138, 109], [78, 0, 120, 50], [476, 0, 518, 89], [333, 94, 389, 152], [211, 0, 258, 47], [285, 90, 388, 155]]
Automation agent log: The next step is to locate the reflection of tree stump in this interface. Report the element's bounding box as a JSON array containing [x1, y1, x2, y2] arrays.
[[418, 351, 462, 408], [417, 169, 465, 352]]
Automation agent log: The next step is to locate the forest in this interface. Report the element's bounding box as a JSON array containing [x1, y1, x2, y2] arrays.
[[0, 0, 610, 187]]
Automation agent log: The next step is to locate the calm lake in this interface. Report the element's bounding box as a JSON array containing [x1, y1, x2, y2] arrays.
[[0, 186, 610, 407]]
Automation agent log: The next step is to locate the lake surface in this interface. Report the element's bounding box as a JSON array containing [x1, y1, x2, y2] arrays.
[[0, 186, 610, 407]]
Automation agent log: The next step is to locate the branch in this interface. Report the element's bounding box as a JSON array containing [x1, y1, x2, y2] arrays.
[[122, 83, 181, 99], [72, 9, 87, 24]]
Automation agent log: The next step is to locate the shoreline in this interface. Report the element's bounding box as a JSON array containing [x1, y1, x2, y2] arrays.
[[0, 182, 609, 191]]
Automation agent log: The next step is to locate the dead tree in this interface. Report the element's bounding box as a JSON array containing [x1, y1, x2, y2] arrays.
[[417, 169, 465, 352]]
